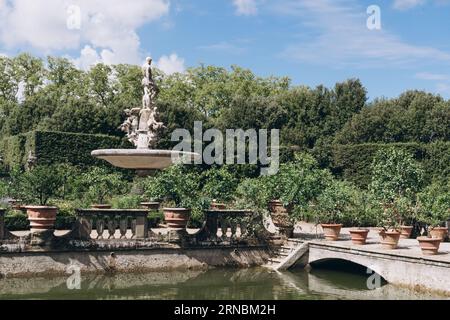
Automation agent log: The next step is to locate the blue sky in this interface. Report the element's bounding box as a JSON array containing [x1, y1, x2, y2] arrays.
[[1, 0, 450, 100]]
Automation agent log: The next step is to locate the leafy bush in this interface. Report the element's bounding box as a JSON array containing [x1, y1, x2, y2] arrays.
[[201, 166, 238, 203], [312, 180, 358, 225], [417, 182, 450, 230], [10, 165, 65, 206], [76, 167, 126, 205], [344, 189, 381, 228], [143, 165, 210, 225], [370, 148, 424, 203], [111, 194, 143, 209], [234, 178, 268, 210]]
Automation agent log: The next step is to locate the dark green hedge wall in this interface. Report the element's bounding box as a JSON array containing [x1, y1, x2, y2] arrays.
[[1, 131, 131, 169], [333, 142, 450, 187]]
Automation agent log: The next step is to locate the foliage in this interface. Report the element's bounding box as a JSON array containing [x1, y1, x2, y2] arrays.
[[417, 182, 450, 230], [111, 194, 144, 209], [10, 165, 64, 206], [144, 165, 207, 209], [234, 178, 268, 211], [344, 189, 381, 228], [272, 153, 332, 210], [0, 131, 129, 170], [312, 180, 358, 225], [370, 148, 424, 203], [77, 167, 126, 205], [332, 142, 449, 187], [201, 166, 238, 203]]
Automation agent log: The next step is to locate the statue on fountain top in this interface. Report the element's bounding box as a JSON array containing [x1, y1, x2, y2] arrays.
[[119, 57, 165, 149]]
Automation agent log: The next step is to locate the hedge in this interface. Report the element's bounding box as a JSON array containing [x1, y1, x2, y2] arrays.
[[333, 141, 450, 187], [0, 131, 131, 170]]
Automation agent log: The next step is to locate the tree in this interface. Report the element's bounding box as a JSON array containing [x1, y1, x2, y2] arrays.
[[370, 147, 424, 202]]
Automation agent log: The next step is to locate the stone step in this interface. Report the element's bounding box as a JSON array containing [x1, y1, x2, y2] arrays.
[[268, 257, 283, 264], [276, 252, 290, 257]]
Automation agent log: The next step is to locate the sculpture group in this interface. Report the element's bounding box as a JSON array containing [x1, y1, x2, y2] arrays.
[[120, 57, 165, 149]]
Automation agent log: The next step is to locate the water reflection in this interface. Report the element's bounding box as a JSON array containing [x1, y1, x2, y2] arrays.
[[0, 267, 447, 300]]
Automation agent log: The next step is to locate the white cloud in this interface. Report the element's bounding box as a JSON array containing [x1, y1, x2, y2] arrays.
[[0, 0, 170, 65], [276, 0, 450, 68], [198, 41, 247, 54], [156, 53, 185, 75], [393, 0, 426, 10], [415, 72, 449, 81], [232, 0, 258, 16]]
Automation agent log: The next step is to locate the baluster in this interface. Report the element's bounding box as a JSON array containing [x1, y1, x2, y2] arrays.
[[107, 216, 117, 239], [119, 216, 128, 239], [131, 217, 137, 239], [221, 219, 229, 241], [240, 223, 248, 239], [216, 218, 224, 239], [0, 209, 6, 240], [230, 221, 238, 241], [96, 215, 105, 240], [236, 224, 242, 240]]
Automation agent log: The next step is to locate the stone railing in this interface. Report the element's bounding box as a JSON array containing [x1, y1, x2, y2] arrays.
[[1, 208, 271, 250], [69, 209, 150, 241], [191, 210, 270, 245], [0, 209, 17, 241]]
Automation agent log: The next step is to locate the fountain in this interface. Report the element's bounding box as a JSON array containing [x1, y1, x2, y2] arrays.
[[91, 57, 199, 170]]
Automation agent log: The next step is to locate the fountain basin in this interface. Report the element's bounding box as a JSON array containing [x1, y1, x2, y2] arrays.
[[91, 149, 200, 170]]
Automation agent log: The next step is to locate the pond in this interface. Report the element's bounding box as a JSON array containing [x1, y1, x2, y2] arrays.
[[0, 264, 447, 300]]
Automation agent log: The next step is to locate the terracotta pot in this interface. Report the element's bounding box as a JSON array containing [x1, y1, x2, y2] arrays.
[[268, 200, 294, 238], [25, 206, 58, 233], [321, 224, 343, 241], [349, 229, 370, 245], [140, 202, 160, 211], [417, 237, 442, 256], [380, 230, 401, 250], [400, 226, 413, 239], [91, 204, 112, 209], [429, 227, 448, 240], [163, 208, 191, 230], [211, 202, 227, 210]]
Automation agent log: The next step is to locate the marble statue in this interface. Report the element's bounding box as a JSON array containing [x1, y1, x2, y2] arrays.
[[119, 57, 165, 149]]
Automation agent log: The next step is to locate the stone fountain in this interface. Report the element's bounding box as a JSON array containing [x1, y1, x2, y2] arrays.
[[91, 57, 198, 171]]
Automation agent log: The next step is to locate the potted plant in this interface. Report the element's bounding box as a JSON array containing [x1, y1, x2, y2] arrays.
[[416, 183, 450, 255], [393, 196, 417, 239], [144, 165, 203, 230], [313, 180, 353, 241], [202, 166, 238, 210], [263, 153, 331, 239], [347, 190, 379, 245], [11, 166, 63, 239], [370, 148, 424, 249], [78, 167, 126, 209]]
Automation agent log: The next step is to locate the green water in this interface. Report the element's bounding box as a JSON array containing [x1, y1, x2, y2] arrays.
[[0, 266, 446, 300]]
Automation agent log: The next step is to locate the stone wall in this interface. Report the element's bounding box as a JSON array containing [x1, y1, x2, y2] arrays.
[[0, 246, 269, 278]]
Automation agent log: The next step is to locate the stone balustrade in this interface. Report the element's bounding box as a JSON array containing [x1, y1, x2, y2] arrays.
[[192, 210, 270, 245], [70, 209, 149, 241], [1, 208, 270, 249]]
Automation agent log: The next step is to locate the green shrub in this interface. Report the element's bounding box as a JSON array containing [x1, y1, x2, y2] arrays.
[[417, 182, 450, 230], [312, 180, 358, 225], [0, 130, 130, 170], [201, 166, 238, 203], [111, 194, 143, 209], [143, 165, 209, 226], [76, 167, 127, 205], [10, 165, 65, 206], [333, 142, 449, 187]]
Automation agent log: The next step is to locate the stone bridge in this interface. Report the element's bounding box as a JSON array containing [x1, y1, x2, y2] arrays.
[[269, 236, 450, 295]]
